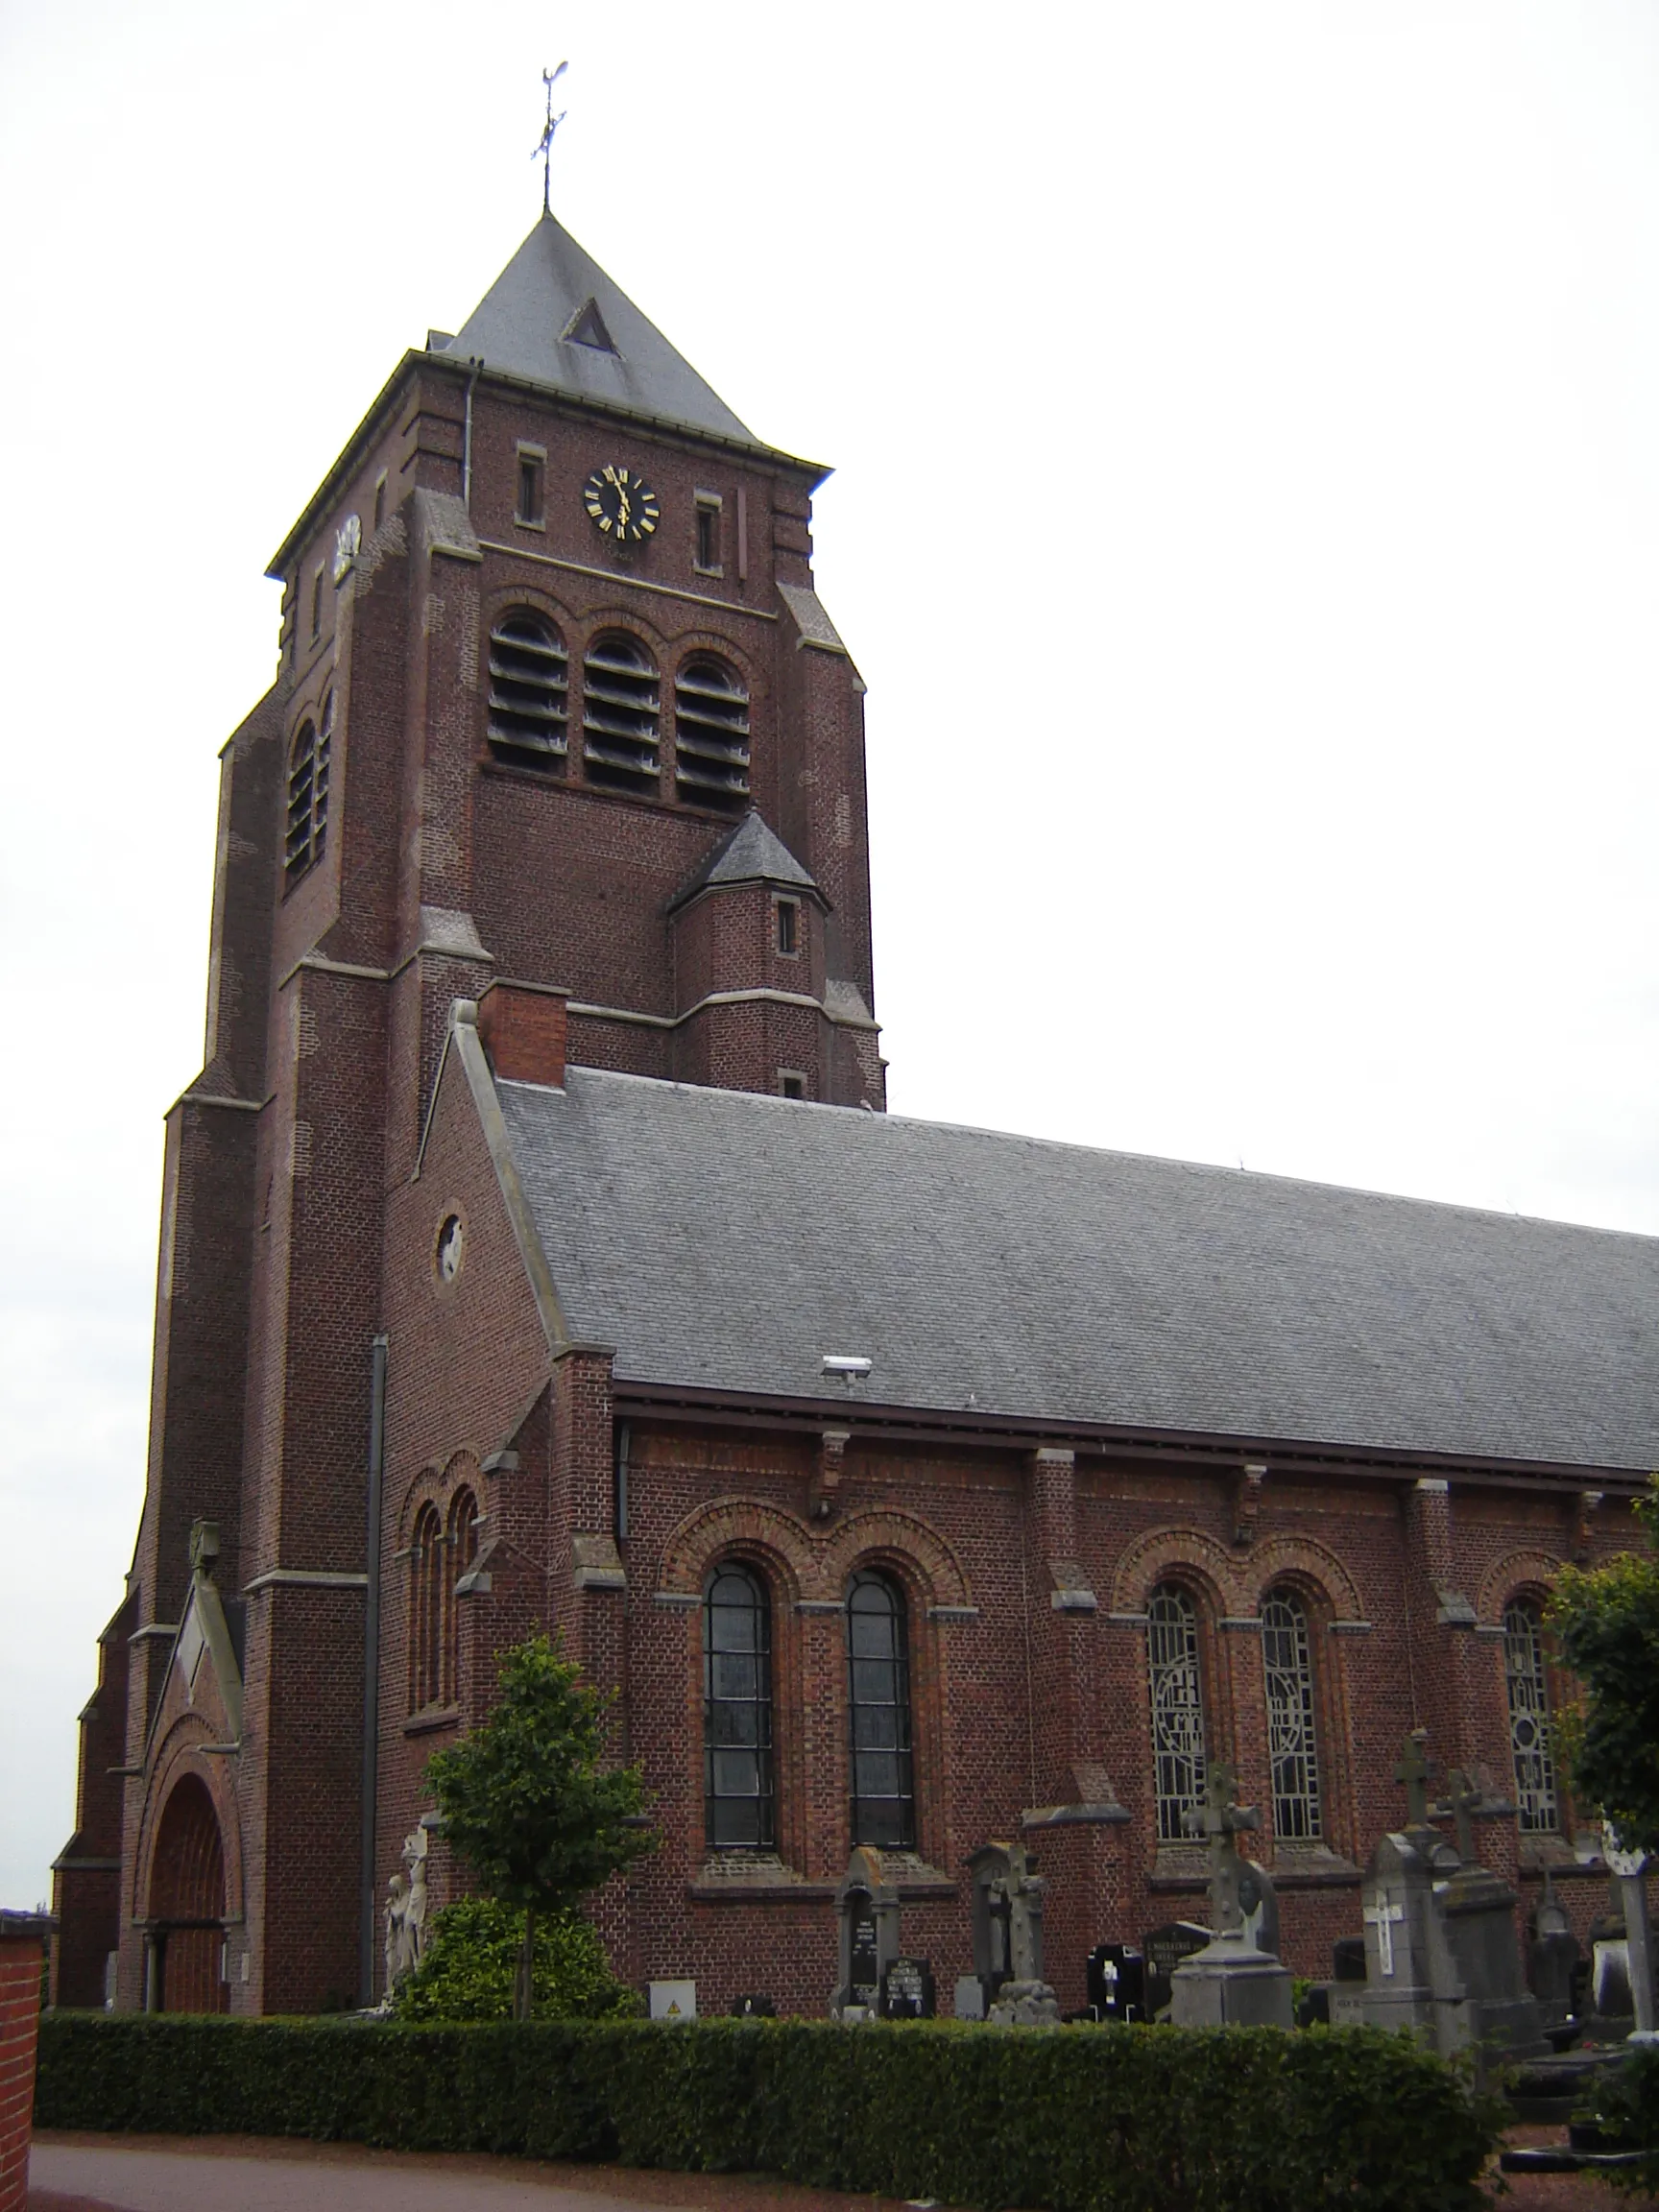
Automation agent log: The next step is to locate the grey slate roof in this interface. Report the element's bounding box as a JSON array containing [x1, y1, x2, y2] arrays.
[[441, 216, 757, 447], [494, 1070, 1659, 1474], [669, 811, 820, 911]]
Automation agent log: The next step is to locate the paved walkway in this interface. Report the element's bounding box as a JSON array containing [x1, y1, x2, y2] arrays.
[[28, 2134, 923, 2212], [25, 2128, 1618, 2210]]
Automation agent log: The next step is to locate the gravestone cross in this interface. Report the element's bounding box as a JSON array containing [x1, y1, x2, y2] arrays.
[[998, 1845, 1046, 1984], [1446, 1770, 1481, 1865], [1603, 1823, 1658, 2043], [1362, 1886, 1406, 1979], [1395, 1730, 1432, 1829], [1186, 1763, 1261, 1936]]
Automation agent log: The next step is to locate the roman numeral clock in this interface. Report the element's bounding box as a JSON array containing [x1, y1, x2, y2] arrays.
[[584, 462, 661, 542]]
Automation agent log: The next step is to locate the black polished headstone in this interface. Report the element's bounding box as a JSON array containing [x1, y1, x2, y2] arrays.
[[729, 1993, 776, 2017], [850, 1910, 880, 2009], [879, 1954, 936, 2019], [1142, 1921, 1211, 2020], [1086, 1943, 1145, 2023], [1333, 1936, 1367, 1983]]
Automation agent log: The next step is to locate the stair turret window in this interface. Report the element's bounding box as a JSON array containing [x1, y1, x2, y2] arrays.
[[582, 633, 661, 794], [674, 654, 750, 813], [487, 613, 568, 765]]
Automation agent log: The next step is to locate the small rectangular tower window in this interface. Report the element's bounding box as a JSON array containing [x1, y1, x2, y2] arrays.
[[775, 898, 800, 957], [777, 1070, 807, 1100], [694, 493, 723, 575], [373, 470, 387, 532], [517, 446, 546, 528], [309, 567, 324, 643]]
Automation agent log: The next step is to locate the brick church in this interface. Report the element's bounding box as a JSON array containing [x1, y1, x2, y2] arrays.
[[53, 204, 1659, 2021]]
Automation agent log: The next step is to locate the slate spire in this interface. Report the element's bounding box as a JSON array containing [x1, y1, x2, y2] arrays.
[[439, 213, 756, 447]]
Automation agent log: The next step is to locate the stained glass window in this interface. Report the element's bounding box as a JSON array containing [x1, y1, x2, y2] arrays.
[[1147, 1583, 1207, 1842], [1262, 1590, 1323, 1839], [1504, 1599, 1559, 1834]]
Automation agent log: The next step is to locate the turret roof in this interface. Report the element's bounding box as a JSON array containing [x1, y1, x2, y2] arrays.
[[669, 810, 822, 911]]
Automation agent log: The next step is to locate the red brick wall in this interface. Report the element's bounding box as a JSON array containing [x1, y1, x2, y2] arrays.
[[0, 1936, 43, 2212]]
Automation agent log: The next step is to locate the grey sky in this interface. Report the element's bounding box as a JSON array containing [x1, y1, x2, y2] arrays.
[[4, 0, 1659, 1908]]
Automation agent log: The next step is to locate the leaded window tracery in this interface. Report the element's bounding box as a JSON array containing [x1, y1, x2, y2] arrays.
[[1262, 1589, 1323, 1840], [704, 1562, 775, 1850], [1147, 1582, 1208, 1843], [1504, 1598, 1559, 1834], [847, 1570, 916, 1849]]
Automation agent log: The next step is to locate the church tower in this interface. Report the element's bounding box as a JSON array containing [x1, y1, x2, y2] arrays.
[[54, 210, 882, 2014]]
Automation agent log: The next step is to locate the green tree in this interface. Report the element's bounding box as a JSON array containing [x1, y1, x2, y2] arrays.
[[423, 1633, 656, 2019], [1547, 1478, 1659, 1854], [391, 1895, 641, 2021]]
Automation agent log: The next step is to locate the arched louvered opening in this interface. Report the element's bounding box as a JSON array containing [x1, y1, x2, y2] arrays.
[[582, 633, 660, 794], [674, 655, 750, 812], [444, 1489, 480, 1706], [148, 1773, 228, 2013], [1147, 1583, 1208, 1843], [284, 698, 332, 879], [703, 1561, 775, 1850], [1262, 1589, 1323, 1840], [846, 1570, 915, 1848], [1504, 1598, 1560, 1833], [487, 612, 568, 763], [409, 1502, 444, 1713]]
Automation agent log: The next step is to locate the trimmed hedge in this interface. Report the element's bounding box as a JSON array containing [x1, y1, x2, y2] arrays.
[[36, 2011, 1500, 2212]]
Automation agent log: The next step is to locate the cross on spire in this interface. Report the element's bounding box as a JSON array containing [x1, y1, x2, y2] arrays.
[[536, 62, 568, 215], [1395, 1729, 1432, 1828]]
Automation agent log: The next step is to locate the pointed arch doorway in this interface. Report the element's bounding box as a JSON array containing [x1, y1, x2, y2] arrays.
[[146, 1773, 228, 2012]]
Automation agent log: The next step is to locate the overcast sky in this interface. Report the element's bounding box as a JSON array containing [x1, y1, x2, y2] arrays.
[[4, 0, 1659, 1909]]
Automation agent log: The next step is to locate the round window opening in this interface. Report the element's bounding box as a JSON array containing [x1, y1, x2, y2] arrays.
[[435, 1214, 466, 1284]]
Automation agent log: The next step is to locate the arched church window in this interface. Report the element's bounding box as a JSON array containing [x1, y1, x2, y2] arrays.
[[1147, 1582, 1208, 1843], [1504, 1598, 1560, 1833], [674, 655, 750, 813], [409, 1502, 443, 1713], [846, 1570, 915, 1849], [1262, 1588, 1323, 1840], [487, 612, 568, 762], [443, 1489, 479, 1706], [582, 633, 660, 795], [283, 696, 332, 880], [703, 1561, 774, 1850]]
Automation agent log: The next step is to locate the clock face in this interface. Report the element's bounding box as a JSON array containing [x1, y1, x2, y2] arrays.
[[584, 463, 660, 543]]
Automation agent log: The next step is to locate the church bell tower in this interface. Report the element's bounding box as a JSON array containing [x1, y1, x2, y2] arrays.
[[54, 206, 883, 2015]]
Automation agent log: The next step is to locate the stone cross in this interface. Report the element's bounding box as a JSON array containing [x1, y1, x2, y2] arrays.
[[1603, 1822, 1658, 2042], [1395, 1730, 1432, 1829], [996, 1845, 1047, 1984], [1185, 1764, 1261, 1936], [1363, 1886, 1406, 1978], [1445, 1770, 1481, 1865]]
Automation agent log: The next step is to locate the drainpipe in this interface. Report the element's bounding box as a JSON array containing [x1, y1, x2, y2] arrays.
[[461, 359, 483, 509], [358, 1333, 389, 2008]]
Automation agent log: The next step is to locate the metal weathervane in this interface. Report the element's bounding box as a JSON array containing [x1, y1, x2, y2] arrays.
[[536, 61, 568, 213]]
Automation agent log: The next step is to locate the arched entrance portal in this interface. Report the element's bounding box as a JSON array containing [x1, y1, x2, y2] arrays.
[[147, 1773, 228, 2012]]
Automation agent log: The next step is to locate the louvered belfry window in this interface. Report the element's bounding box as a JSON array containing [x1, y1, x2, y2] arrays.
[[703, 1562, 775, 1850], [284, 695, 332, 879], [487, 613, 568, 762], [674, 655, 750, 812], [847, 1571, 916, 1849], [1147, 1583, 1208, 1842], [1262, 1590, 1323, 1839], [582, 633, 660, 794], [1504, 1599, 1560, 1833]]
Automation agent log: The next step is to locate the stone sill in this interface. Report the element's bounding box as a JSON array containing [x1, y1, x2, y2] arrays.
[[402, 1706, 462, 1738], [1150, 1851, 1362, 1893], [688, 1854, 956, 1906]]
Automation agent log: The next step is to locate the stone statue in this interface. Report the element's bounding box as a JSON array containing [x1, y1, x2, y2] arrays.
[[403, 1827, 429, 1972], [381, 1827, 431, 2002], [383, 1872, 410, 2003]]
